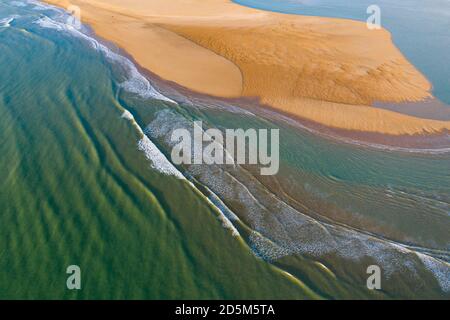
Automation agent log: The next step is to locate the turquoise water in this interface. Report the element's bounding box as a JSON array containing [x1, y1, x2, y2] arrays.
[[233, 0, 450, 105], [0, 0, 449, 299]]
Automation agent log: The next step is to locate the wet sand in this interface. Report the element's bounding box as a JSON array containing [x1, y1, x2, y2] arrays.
[[43, 0, 450, 135], [142, 63, 450, 151], [375, 99, 450, 121]]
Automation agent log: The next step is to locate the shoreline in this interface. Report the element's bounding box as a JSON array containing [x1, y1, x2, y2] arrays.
[[42, 0, 450, 137], [140, 59, 450, 151], [91, 23, 450, 152]]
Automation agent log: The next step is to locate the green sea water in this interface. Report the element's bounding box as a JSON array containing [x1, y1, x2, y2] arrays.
[[0, 0, 316, 299], [0, 0, 449, 299]]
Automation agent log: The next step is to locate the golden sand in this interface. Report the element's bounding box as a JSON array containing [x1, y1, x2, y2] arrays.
[[44, 0, 450, 135]]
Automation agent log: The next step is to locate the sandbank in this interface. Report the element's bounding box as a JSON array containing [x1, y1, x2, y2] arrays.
[[43, 0, 450, 135]]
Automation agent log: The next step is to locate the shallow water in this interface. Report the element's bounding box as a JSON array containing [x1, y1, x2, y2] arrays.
[[0, 0, 449, 299]]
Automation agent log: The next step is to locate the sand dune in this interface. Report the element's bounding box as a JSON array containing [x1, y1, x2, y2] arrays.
[[44, 0, 450, 135]]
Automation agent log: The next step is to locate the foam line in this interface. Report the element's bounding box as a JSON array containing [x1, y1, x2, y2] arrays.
[[0, 15, 19, 27], [121, 111, 185, 179], [33, 11, 175, 104]]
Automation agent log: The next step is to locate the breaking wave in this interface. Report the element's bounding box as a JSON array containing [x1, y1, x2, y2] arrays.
[[33, 11, 174, 103], [121, 110, 184, 179], [25, 0, 450, 294], [28, 2, 242, 240], [0, 15, 19, 27], [147, 108, 450, 292], [10, 1, 26, 7]]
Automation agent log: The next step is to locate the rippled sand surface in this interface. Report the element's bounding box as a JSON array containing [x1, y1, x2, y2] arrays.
[[44, 0, 450, 135]]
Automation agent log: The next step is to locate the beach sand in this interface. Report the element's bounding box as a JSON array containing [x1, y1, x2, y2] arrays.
[[44, 0, 450, 135]]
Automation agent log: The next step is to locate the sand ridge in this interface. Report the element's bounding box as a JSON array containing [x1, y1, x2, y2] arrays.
[[43, 0, 450, 135]]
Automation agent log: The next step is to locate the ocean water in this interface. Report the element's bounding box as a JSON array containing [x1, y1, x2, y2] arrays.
[[0, 0, 449, 299], [234, 0, 450, 105], [0, 0, 313, 299]]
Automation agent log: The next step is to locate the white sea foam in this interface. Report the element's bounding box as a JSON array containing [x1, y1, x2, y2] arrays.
[[202, 185, 240, 236], [204, 193, 240, 237], [121, 111, 185, 179], [120, 109, 134, 121], [126, 109, 242, 236], [34, 13, 175, 104], [146, 108, 450, 292], [137, 136, 185, 179], [0, 15, 19, 28], [417, 252, 450, 292], [29, 1, 450, 293], [147, 109, 236, 166], [146, 110, 245, 236], [0, 18, 12, 28], [27, 0, 58, 11], [249, 231, 291, 260], [10, 1, 27, 7]]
